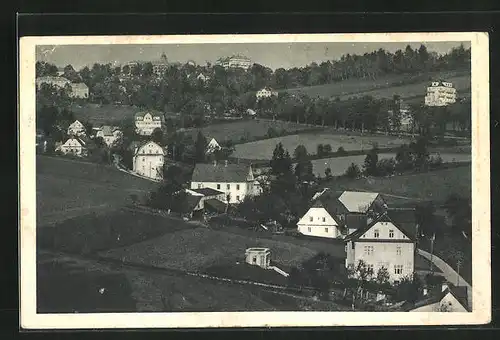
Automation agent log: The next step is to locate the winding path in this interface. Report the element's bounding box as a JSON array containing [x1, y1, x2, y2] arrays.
[[417, 248, 472, 310]]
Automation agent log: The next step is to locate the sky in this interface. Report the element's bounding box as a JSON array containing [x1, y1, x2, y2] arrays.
[[36, 41, 471, 71]]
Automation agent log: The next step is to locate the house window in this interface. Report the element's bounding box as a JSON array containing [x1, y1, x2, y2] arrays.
[[389, 230, 394, 238], [396, 246, 402, 256], [198, 184, 202, 189], [252, 257, 257, 264], [217, 184, 221, 190], [367, 264, 374, 272], [325, 228, 329, 233], [237, 184, 240, 190], [309, 216, 313, 222], [394, 265, 404, 275], [364, 245, 374, 256], [308, 227, 311, 232], [236, 195, 240, 201], [227, 184, 230, 190], [322, 217, 326, 222], [374, 229, 380, 238]]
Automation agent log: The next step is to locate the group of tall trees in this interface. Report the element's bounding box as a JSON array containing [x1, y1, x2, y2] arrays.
[[36, 43, 471, 133]]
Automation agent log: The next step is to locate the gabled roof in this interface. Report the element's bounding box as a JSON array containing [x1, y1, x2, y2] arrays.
[[191, 188, 225, 197], [134, 141, 165, 156], [134, 111, 164, 120], [386, 208, 417, 240], [345, 212, 415, 242], [338, 191, 381, 213], [99, 125, 121, 136], [407, 285, 470, 312], [204, 198, 227, 213], [64, 137, 87, 147], [71, 83, 89, 90], [191, 163, 253, 183]]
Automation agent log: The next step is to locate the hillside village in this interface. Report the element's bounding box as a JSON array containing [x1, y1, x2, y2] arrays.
[[36, 44, 473, 313]]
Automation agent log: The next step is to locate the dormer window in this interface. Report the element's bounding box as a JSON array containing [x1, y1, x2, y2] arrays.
[[374, 229, 380, 238]]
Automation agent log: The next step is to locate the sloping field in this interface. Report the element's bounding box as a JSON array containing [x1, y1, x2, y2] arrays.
[[309, 152, 471, 177], [328, 165, 471, 203], [99, 227, 319, 271], [36, 156, 161, 226], [282, 71, 470, 100], [70, 103, 140, 124], [232, 133, 410, 160], [187, 119, 319, 144]]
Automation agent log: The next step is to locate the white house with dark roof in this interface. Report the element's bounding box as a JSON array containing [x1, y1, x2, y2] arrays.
[[344, 210, 417, 283], [134, 111, 163, 136], [190, 161, 257, 204], [67, 120, 87, 137], [57, 137, 88, 157], [95, 126, 123, 147], [132, 141, 165, 180], [256, 87, 278, 100], [408, 283, 470, 312], [297, 189, 388, 239]]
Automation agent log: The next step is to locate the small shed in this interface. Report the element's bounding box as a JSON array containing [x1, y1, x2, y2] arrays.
[[245, 248, 271, 269]]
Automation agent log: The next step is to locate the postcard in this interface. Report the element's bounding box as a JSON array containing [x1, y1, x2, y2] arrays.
[[19, 32, 490, 328]]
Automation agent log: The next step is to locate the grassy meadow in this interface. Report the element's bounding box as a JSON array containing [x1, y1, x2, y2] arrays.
[[36, 156, 161, 226], [232, 132, 410, 160]]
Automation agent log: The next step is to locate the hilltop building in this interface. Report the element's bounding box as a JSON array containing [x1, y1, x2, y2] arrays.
[[216, 55, 252, 70], [256, 87, 278, 100], [190, 161, 257, 204], [152, 53, 169, 77], [132, 141, 165, 181], [424, 80, 457, 106], [36, 76, 71, 90]]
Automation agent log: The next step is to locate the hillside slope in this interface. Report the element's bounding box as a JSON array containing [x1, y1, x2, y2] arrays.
[[36, 156, 161, 226], [280, 71, 471, 101]]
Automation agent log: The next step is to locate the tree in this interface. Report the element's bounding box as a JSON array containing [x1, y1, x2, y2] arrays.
[[316, 144, 324, 157], [376, 157, 396, 176], [444, 193, 472, 237], [293, 144, 314, 184], [395, 144, 413, 173], [363, 146, 379, 176], [409, 137, 430, 170], [395, 274, 422, 304], [345, 163, 361, 179], [269, 143, 296, 195], [194, 131, 208, 163], [324, 167, 333, 180], [293, 145, 308, 161], [376, 267, 390, 287], [151, 128, 163, 144], [415, 201, 436, 238]]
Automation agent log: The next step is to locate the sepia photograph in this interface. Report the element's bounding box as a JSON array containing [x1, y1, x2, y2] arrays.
[[19, 33, 490, 328]]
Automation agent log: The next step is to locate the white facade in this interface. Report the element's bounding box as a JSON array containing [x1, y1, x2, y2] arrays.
[[296, 207, 342, 238], [206, 138, 221, 154], [67, 120, 86, 137], [135, 112, 163, 136], [410, 291, 469, 312], [424, 81, 457, 106], [245, 248, 271, 269], [95, 127, 123, 147], [256, 88, 278, 100], [345, 220, 415, 283], [69, 83, 89, 99], [190, 181, 254, 204], [36, 76, 71, 90], [217, 56, 252, 70], [132, 141, 165, 180], [58, 138, 88, 157]]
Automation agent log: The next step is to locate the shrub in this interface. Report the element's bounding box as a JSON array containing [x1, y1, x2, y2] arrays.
[[376, 158, 396, 176], [337, 146, 347, 156], [345, 163, 361, 179]]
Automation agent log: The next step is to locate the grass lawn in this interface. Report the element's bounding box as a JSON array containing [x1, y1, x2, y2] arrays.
[[186, 118, 318, 144], [308, 152, 470, 177], [98, 227, 327, 272], [36, 156, 161, 226], [70, 103, 140, 124], [327, 165, 471, 204], [281, 72, 470, 100], [37, 209, 195, 254], [233, 132, 410, 160]]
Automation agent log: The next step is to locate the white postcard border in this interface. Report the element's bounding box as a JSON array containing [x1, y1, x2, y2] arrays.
[[19, 32, 491, 329]]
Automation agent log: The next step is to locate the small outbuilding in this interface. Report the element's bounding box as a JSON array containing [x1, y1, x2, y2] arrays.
[[245, 247, 271, 269]]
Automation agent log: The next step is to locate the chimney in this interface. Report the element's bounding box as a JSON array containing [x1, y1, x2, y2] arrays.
[[225, 160, 228, 167], [441, 282, 449, 292]]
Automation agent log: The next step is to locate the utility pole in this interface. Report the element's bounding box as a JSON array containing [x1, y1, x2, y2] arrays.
[[429, 232, 435, 274]]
